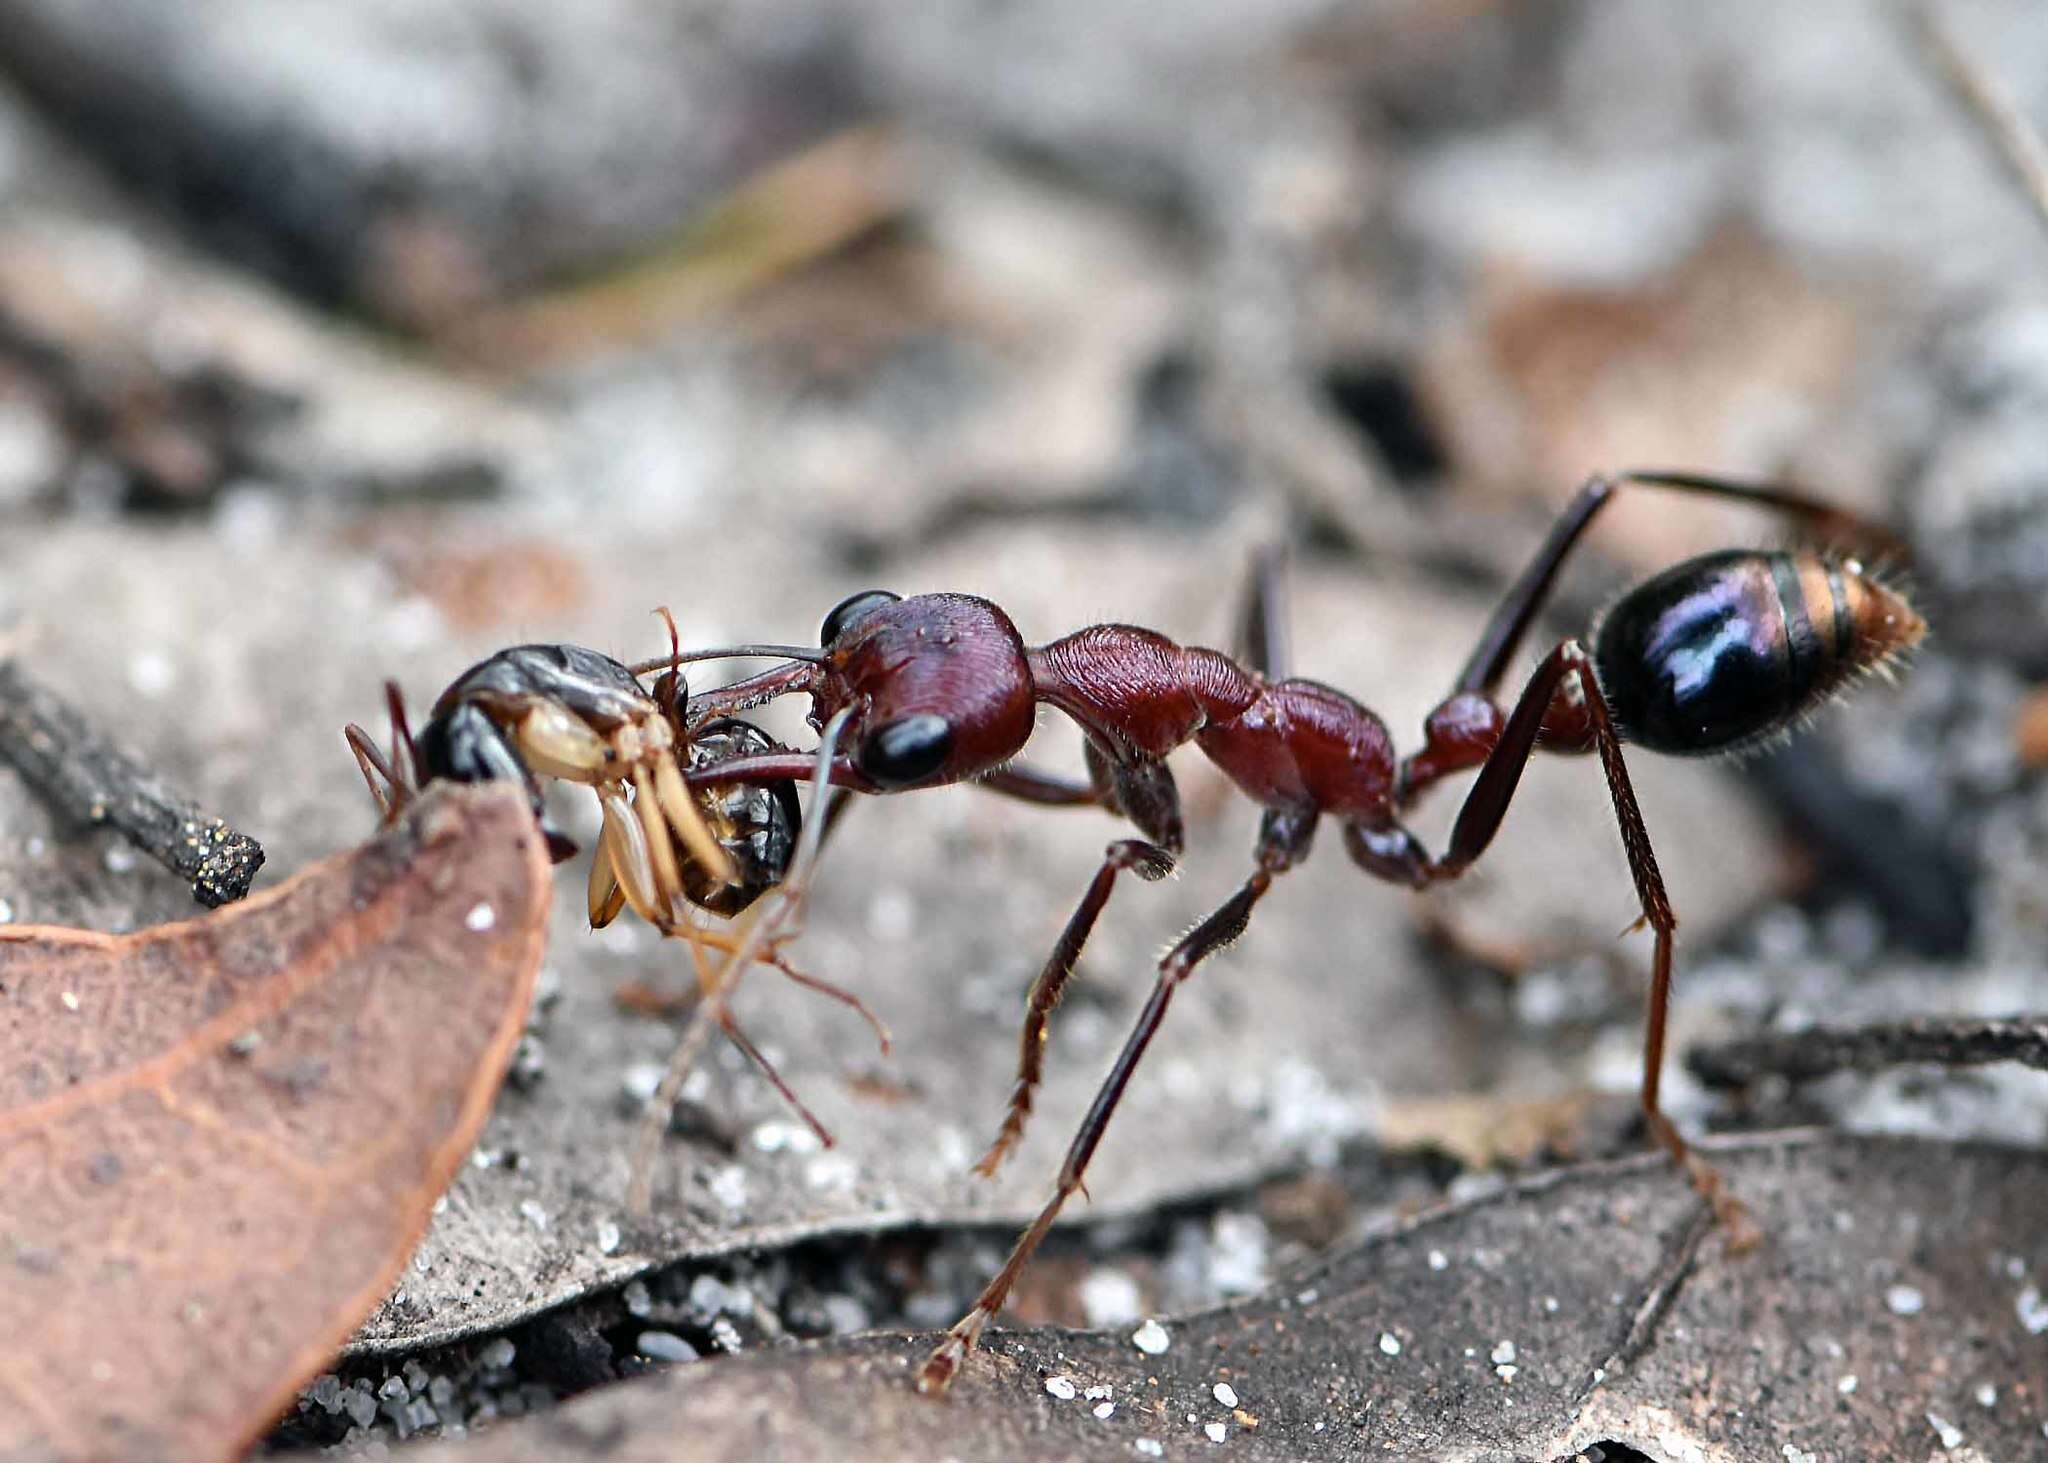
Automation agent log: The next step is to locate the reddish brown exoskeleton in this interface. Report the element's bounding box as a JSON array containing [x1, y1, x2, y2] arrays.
[[666, 470, 1924, 1392]]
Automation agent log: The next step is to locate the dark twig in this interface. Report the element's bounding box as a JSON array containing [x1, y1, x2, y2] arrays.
[[1579, 1199, 1716, 1396], [1688, 1016, 2048, 1089], [0, 657, 264, 906]]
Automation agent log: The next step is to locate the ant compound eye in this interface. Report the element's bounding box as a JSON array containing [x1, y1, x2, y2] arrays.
[[821, 589, 901, 646], [858, 713, 953, 787]]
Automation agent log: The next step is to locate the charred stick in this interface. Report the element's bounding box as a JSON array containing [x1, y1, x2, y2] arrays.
[[0, 657, 264, 906], [1688, 1016, 2048, 1089]]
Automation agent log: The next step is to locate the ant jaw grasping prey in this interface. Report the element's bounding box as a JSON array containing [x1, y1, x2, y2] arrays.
[[657, 470, 1925, 1395], [344, 619, 888, 1153]]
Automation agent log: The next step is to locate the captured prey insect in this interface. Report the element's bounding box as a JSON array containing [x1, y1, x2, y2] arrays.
[[343, 620, 888, 1143], [664, 470, 1925, 1393]]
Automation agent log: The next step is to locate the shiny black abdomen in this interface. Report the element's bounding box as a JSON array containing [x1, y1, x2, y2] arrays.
[[1592, 550, 1805, 756], [683, 717, 802, 915]]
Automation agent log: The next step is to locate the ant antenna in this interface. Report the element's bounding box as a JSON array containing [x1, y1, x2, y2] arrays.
[[627, 644, 826, 676], [627, 704, 858, 1216]]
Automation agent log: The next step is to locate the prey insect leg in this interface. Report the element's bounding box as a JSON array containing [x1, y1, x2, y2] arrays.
[[627, 707, 859, 1217]]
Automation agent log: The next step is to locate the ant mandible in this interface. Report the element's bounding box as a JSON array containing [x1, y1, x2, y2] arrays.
[[661, 469, 1924, 1393]]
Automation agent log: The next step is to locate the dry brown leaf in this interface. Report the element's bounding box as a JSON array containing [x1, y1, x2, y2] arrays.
[[405, 1135, 2048, 1463], [0, 783, 548, 1463]]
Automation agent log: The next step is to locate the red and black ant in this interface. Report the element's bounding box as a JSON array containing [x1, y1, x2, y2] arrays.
[[343, 624, 886, 1143], [664, 469, 1924, 1392]]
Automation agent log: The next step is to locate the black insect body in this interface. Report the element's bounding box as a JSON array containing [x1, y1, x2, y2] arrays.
[[346, 638, 872, 1146]]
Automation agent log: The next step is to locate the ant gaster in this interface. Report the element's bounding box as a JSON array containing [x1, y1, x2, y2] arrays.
[[344, 621, 883, 1142], [674, 469, 1924, 1394]]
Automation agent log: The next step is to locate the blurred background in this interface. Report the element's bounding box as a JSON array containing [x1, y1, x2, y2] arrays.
[[1, 0, 2046, 1451]]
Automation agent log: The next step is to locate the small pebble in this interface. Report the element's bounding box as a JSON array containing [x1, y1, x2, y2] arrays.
[[1975, 1383, 1997, 1409], [636, 1330, 699, 1363], [479, 1337, 516, 1370], [1094, 1402, 1116, 1420], [59, 991, 78, 1012], [1080, 1268, 1144, 1327], [377, 1376, 408, 1401], [752, 1120, 823, 1154], [1926, 1411, 1963, 1450], [1213, 1382, 1238, 1408], [518, 1199, 549, 1231], [1886, 1284, 1925, 1317], [1131, 1318, 1171, 1355], [1136, 1443, 1165, 1459], [708, 1164, 749, 1212], [1204, 1421, 1227, 1443], [1838, 1375, 1859, 1395], [1428, 1249, 1448, 1271], [344, 1386, 378, 1429], [1490, 1340, 1517, 1365], [2016, 1285, 2048, 1334], [597, 1221, 622, 1255], [465, 901, 496, 932], [623, 1280, 653, 1317], [1379, 1332, 1401, 1356], [1045, 1376, 1078, 1401]]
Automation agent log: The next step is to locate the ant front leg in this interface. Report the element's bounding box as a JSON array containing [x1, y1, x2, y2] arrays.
[[975, 747, 1185, 1176], [974, 837, 1175, 1177], [922, 805, 1311, 1394]]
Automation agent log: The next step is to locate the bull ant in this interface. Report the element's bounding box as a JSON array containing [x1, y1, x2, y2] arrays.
[[660, 469, 1923, 1391]]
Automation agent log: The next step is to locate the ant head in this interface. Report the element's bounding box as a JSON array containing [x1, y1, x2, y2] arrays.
[[815, 591, 1037, 788]]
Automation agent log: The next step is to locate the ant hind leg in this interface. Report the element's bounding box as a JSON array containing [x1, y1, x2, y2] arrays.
[[1379, 638, 1757, 1245]]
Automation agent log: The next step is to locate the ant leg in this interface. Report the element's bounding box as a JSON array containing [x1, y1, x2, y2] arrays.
[[344, 724, 401, 819], [346, 681, 423, 820], [921, 810, 1308, 1394], [974, 838, 1176, 1177], [628, 707, 860, 1217], [976, 764, 1099, 807], [1085, 742, 1185, 851], [601, 785, 830, 1137], [715, 1010, 833, 1143], [1237, 544, 1290, 679], [766, 951, 892, 1056], [1358, 641, 1755, 1241]]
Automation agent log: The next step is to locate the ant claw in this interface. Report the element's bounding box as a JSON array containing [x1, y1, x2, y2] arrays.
[[916, 1346, 961, 1395]]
